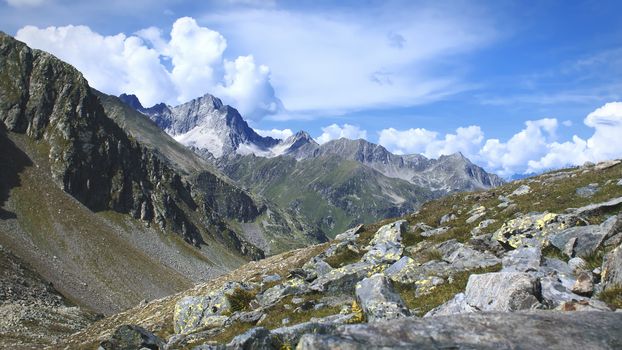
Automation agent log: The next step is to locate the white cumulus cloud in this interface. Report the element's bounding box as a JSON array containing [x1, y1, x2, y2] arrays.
[[378, 102, 622, 177], [254, 128, 293, 140], [316, 124, 367, 144], [15, 17, 281, 120]]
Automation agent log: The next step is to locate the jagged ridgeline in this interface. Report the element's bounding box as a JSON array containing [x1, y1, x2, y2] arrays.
[[0, 32, 326, 315], [66, 159, 622, 349], [119, 90, 504, 237]]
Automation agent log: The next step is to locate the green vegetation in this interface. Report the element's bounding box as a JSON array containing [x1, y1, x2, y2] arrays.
[[598, 285, 622, 309], [542, 245, 569, 262], [396, 264, 502, 316], [582, 249, 606, 270], [227, 288, 257, 312]]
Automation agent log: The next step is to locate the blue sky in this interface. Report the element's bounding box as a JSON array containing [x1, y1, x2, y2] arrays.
[[3, 0, 622, 176]]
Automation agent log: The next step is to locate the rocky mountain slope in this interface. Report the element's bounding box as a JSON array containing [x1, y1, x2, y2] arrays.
[[120, 94, 503, 236], [0, 244, 98, 349], [63, 158, 622, 349], [0, 32, 325, 320]]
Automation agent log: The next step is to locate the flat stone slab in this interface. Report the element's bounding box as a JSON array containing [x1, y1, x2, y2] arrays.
[[296, 311, 622, 350]]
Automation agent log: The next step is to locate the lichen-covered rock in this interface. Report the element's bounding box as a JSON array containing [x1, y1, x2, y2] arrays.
[[493, 212, 567, 248], [464, 272, 542, 312], [502, 246, 541, 272], [98, 325, 164, 350], [362, 220, 406, 264], [355, 274, 410, 321]]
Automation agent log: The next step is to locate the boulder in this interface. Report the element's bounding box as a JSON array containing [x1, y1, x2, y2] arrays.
[[571, 272, 593, 296], [98, 325, 164, 350], [549, 223, 609, 258], [362, 220, 406, 264], [464, 272, 542, 311], [502, 246, 541, 272], [296, 312, 622, 350], [355, 274, 410, 321]]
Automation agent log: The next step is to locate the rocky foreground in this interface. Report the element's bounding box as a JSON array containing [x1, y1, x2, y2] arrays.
[[59, 159, 622, 349]]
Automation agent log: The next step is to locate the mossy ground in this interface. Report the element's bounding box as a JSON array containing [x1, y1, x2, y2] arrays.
[[209, 293, 341, 345]]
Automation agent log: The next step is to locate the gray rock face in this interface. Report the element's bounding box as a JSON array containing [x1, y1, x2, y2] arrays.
[[464, 272, 542, 312], [602, 243, 622, 290], [549, 224, 608, 258], [174, 282, 251, 334], [296, 312, 622, 350], [502, 246, 541, 272], [355, 274, 410, 321]]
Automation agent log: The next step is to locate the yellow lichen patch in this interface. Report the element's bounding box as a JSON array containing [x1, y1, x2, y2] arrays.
[[347, 301, 365, 324]]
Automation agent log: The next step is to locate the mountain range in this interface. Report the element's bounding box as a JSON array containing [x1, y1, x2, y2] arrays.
[[119, 93, 503, 235]]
